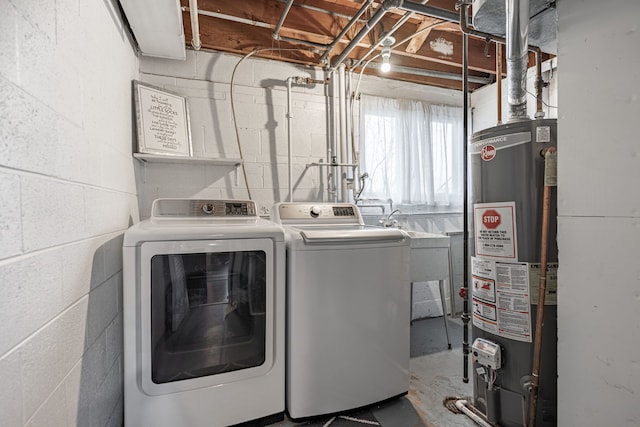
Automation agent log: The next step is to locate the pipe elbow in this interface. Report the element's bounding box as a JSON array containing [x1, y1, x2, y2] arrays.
[[383, 0, 403, 11]]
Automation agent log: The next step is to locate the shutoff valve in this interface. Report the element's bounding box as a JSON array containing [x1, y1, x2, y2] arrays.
[[472, 338, 502, 370]]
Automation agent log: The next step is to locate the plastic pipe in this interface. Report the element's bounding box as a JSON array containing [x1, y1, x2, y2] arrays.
[[454, 400, 493, 427], [188, 0, 201, 50], [338, 64, 348, 202], [286, 77, 294, 202]]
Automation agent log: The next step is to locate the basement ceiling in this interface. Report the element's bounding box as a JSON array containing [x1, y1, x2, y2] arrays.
[[174, 0, 555, 92]]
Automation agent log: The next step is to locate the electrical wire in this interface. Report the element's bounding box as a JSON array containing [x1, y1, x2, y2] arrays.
[[526, 89, 557, 109], [229, 47, 311, 200]]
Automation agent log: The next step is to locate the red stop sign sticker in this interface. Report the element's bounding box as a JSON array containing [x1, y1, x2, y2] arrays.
[[482, 209, 501, 229]]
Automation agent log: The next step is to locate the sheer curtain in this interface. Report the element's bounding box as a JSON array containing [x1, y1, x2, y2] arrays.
[[360, 94, 463, 207]]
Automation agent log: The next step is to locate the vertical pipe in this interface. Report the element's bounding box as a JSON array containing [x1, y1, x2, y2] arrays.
[[506, 0, 530, 121], [188, 0, 202, 50], [535, 49, 545, 119], [462, 30, 470, 384], [496, 43, 503, 125], [527, 147, 557, 427], [339, 64, 348, 202], [286, 77, 294, 202], [330, 71, 339, 202]]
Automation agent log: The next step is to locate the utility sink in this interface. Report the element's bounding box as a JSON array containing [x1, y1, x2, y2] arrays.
[[404, 231, 450, 282]]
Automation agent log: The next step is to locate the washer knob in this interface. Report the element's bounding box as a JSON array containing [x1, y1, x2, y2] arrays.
[[310, 206, 321, 218]]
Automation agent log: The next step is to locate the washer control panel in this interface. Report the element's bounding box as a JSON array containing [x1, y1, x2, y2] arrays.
[[274, 203, 362, 223]]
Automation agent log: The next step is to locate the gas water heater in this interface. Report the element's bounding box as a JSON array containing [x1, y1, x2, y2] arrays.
[[470, 118, 557, 426]]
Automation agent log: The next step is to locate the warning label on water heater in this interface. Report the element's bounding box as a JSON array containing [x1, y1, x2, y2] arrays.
[[471, 257, 532, 343], [474, 202, 518, 260]]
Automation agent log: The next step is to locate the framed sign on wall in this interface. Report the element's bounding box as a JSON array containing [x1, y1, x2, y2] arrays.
[[133, 80, 192, 157]]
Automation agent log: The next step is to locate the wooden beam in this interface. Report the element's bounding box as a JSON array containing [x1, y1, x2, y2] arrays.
[[405, 19, 436, 54]]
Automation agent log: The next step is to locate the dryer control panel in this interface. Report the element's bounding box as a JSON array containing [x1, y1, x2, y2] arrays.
[[152, 199, 257, 218]]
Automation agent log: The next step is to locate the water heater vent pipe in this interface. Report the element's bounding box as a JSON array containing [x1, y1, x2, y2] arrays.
[[506, 0, 530, 121]]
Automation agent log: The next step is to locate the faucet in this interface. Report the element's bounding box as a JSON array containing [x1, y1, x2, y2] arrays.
[[380, 209, 400, 228]]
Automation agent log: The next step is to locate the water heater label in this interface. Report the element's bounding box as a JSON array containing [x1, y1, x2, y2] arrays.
[[471, 257, 533, 343], [474, 202, 518, 260], [529, 263, 558, 305]]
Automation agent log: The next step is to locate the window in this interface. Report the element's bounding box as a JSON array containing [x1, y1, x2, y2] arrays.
[[359, 95, 464, 208]]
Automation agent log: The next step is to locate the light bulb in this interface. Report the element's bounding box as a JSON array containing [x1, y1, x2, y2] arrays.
[[380, 59, 391, 73], [379, 36, 394, 73]]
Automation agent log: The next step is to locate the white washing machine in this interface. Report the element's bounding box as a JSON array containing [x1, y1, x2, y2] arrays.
[[271, 202, 411, 419], [123, 199, 285, 427]]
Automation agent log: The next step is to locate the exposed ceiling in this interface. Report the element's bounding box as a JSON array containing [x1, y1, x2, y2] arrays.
[[175, 0, 555, 92]]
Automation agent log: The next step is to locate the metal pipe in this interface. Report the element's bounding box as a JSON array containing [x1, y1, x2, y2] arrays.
[[458, 3, 542, 61], [366, 61, 491, 84], [462, 30, 470, 385], [329, 70, 339, 201], [534, 50, 545, 118], [527, 147, 557, 427], [319, 0, 375, 65], [307, 162, 357, 167], [286, 77, 294, 202], [338, 64, 348, 202], [188, 0, 202, 50], [506, 0, 530, 121], [286, 76, 327, 202], [496, 43, 503, 124], [331, 0, 402, 70], [398, 0, 460, 21], [273, 0, 295, 39], [350, 0, 429, 71]]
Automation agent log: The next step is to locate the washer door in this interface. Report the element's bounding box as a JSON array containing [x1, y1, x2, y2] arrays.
[[139, 239, 275, 395]]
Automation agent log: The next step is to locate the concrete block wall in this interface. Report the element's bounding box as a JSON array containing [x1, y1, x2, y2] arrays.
[[0, 0, 138, 426], [137, 50, 329, 218]]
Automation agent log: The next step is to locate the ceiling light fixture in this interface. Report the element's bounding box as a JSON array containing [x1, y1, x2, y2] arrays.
[[380, 36, 395, 73]]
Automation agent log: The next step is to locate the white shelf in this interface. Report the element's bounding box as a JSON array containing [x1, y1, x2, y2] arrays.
[[133, 153, 242, 167]]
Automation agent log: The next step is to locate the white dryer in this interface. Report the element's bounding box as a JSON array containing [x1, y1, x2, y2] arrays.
[[271, 202, 411, 419], [123, 199, 285, 427]]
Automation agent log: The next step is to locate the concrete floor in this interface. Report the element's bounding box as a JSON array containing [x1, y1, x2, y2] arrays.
[[407, 316, 476, 427], [265, 316, 476, 427]]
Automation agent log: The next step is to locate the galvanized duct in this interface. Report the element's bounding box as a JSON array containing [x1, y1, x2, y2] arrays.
[[506, 0, 530, 121]]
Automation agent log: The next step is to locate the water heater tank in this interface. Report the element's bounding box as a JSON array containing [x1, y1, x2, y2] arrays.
[[470, 119, 557, 426]]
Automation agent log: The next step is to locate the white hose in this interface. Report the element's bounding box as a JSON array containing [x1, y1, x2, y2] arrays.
[[454, 400, 493, 427]]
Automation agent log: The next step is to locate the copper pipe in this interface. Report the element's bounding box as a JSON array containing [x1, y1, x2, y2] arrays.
[[535, 51, 545, 118], [496, 43, 502, 124], [528, 147, 557, 427]]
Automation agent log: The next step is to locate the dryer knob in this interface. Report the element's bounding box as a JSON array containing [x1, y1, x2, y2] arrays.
[[310, 206, 321, 218], [202, 203, 215, 215]]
